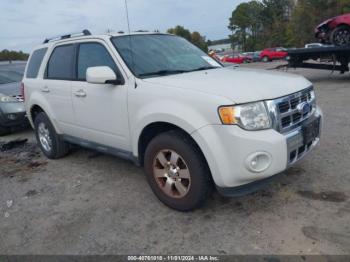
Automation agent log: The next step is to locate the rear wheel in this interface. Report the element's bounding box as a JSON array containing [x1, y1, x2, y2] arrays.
[[34, 112, 69, 159], [144, 131, 212, 211], [0, 126, 10, 136], [331, 25, 350, 46]]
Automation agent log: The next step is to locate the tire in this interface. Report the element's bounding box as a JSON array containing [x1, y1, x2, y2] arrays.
[[330, 25, 350, 46], [262, 56, 270, 62], [34, 112, 69, 159], [144, 130, 212, 211], [0, 125, 10, 136]]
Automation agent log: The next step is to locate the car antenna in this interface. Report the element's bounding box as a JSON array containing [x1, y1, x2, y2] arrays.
[[124, 0, 137, 88]]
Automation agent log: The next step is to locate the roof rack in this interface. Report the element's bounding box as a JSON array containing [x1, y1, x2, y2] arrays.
[[43, 29, 91, 44]]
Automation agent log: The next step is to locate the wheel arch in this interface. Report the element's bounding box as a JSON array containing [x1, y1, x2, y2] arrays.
[[336, 23, 350, 29], [136, 121, 211, 177], [28, 101, 62, 134], [30, 104, 45, 123]]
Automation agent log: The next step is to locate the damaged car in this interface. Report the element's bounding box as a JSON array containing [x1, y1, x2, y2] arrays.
[[315, 13, 350, 46]]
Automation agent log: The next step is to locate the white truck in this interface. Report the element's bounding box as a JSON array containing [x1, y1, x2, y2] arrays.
[[23, 30, 322, 211]]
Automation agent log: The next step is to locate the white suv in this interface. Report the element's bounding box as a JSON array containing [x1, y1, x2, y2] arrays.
[[23, 30, 322, 211]]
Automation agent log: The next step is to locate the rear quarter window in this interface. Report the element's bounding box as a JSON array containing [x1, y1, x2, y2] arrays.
[[26, 48, 48, 78], [46, 44, 75, 80]]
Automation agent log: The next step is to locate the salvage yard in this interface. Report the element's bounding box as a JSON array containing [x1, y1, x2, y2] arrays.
[[0, 62, 349, 255]]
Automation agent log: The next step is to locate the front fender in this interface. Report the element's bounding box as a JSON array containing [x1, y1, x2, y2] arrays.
[[131, 100, 211, 157]]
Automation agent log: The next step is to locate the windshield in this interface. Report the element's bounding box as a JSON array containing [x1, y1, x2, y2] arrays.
[[111, 34, 222, 78]]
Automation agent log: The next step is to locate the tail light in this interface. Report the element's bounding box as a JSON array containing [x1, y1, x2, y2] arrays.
[[20, 82, 25, 101]]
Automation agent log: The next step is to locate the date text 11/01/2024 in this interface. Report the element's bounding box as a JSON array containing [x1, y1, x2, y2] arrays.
[[127, 255, 220, 261]]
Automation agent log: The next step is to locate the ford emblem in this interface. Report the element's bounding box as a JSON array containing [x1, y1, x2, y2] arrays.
[[297, 102, 311, 115]]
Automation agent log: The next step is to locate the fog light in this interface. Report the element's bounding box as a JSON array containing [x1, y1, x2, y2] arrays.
[[245, 152, 272, 173]]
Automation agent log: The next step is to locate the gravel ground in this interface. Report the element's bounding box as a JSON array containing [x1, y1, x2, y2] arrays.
[[0, 62, 349, 255]]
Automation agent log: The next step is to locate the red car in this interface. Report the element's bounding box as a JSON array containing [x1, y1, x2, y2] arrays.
[[259, 48, 288, 62], [315, 13, 350, 46], [221, 54, 252, 64]]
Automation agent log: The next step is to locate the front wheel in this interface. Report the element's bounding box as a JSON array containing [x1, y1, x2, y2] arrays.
[[331, 25, 350, 46], [144, 131, 212, 211]]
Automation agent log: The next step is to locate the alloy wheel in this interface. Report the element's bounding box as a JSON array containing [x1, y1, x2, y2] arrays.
[[38, 122, 52, 152], [334, 28, 350, 46], [152, 149, 191, 198]]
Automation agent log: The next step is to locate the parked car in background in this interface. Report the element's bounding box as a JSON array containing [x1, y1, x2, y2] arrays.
[[260, 47, 288, 62], [0, 62, 27, 136], [315, 13, 350, 46], [242, 52, 261, 62], [221, 54, 252, 64]]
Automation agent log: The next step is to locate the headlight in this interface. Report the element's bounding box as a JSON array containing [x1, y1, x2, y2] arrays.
[[0, 93, 17, 103], [218, 101, 271, 130], [310, 89, 316, 100]]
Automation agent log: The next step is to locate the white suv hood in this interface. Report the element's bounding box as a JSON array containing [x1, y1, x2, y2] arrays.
[[143, 67, 312, 104]]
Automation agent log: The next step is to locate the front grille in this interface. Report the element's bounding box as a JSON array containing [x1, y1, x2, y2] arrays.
[[272, 87, 315, 133], [266, 87, 320, 165]]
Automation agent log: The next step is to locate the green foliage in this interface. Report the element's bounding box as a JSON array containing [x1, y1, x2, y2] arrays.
[[167, 25, 208, 52], [207, 38, 231, 46], [0, 49, 29, 61], [228, 0, 350, 50], [167, 25, 192, 41], [229, 1, 264, 51]]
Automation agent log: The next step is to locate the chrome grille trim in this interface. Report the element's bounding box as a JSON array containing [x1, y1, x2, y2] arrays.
[[266, 87, 315, 134]]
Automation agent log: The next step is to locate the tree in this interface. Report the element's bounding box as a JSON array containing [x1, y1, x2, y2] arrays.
[[191, 31, 208, 52], [259, 0, 293, 47], [228, 1, 264, 51], [0, 49, 29, 61], [227, 0, 350, 50], [167, 26, 192, 42], [167, 26, 208, 52]]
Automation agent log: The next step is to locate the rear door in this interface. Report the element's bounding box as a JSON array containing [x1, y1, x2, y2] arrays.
[[43, 44, 76, 134], [71, 41, 130, 151]]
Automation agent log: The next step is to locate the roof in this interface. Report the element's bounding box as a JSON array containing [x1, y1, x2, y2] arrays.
[[42, 29, 167, 45]]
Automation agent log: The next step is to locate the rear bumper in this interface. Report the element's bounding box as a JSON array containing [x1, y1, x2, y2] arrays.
[[0, 102, 27, 127]]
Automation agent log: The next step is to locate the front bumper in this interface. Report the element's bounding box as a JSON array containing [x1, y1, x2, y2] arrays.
[[191, 106, 322, 192], [0, 102, 27, 127]]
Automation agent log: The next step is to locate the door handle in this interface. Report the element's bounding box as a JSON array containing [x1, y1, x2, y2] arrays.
[[74, 89, 87, 97], [41, 86, 50, 93]]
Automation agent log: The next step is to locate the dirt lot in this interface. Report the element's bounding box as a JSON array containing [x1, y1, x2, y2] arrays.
[[0, 62, 349, 255]]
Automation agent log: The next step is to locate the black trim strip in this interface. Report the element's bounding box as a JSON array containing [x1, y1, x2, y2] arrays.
[[62, 134, 134, 162]]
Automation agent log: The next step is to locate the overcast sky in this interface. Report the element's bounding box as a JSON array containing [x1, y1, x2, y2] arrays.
[[0, 0, 246, 52]]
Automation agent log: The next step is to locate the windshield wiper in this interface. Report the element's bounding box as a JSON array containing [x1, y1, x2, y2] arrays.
[[138, 66, 220, 77], [188, 66, 219, 72], [139, 70, 188, 77]]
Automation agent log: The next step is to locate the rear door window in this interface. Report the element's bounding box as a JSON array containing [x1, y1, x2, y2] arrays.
[[77, 42, 119, 81], [26, 48, 47, 78], [46, 44, 75, 80]]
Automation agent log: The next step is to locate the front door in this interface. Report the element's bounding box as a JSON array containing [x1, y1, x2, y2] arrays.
[[71, 41, 130, 151]]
